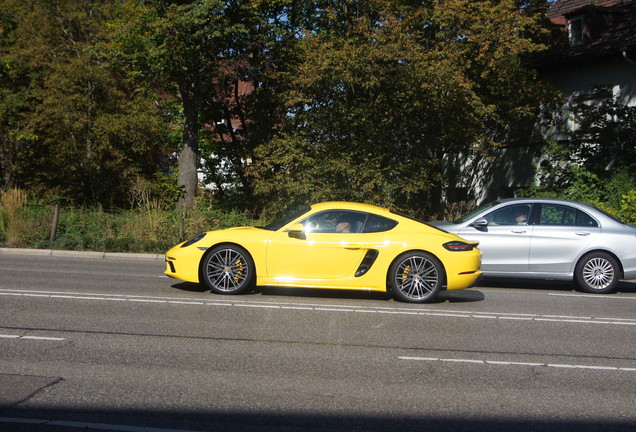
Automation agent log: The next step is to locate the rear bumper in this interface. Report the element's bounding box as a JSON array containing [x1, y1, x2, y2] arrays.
[[446, 270, 483, 291]]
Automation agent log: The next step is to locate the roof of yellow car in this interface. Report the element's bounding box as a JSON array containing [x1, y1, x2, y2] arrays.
[[310, 201, 390, 213]]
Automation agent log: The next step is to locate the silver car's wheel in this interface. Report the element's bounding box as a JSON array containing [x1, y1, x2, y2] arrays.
[[201, 245, 255, 294], [575, 252, 619, 294], [389, 252, 444, 303]]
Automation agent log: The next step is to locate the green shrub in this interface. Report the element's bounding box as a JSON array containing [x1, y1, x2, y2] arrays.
[[0, 197, 260, 253], [618, 190, 636, 224]]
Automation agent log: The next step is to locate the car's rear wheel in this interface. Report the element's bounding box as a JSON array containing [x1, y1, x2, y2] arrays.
[[574, 252, 619, 294], [389, 252, 444, 303], [201, 245, 255, 294]]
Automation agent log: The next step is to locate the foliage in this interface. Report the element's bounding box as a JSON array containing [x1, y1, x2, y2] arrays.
[[109, 0, 282, 211], [529, 87, 636, 219], [619, 190, 636, 224], [0, 0, 172, 208], [1, 198, 261, 253], [249, 0, 554, 217], [0, 187, 27, 245], [0, 0, 590, 221]]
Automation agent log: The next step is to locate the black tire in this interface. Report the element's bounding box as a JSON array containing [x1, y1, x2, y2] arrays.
[[574, 252, 619, 294], [200, 245, 255, 295], [389, 251, 444, 303]]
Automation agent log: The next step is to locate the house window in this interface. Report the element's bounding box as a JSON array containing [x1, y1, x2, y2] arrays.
[[568, 16, 585, 46]]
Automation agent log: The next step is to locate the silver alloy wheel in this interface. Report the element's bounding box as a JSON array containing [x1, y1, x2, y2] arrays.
[[392, 254, 441, 302], [581, 257, 615, 290], [203, 247, 251, 293]]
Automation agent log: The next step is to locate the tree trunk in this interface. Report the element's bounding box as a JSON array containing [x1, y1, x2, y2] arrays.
[[177, 83, 199, 212]]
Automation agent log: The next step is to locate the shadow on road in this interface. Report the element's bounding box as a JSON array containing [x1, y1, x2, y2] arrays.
[[1, 407, 634, 432], [170, 282, 486, 304], [171, 277, 636, 303], [478, 277, 636, 295]]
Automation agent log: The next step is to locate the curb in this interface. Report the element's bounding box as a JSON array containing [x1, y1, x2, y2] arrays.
[[0, 247, 164, 261]]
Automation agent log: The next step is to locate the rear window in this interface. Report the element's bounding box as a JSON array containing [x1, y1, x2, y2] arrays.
[[539, 204, 598, 227], [363, 214, 398, 233]]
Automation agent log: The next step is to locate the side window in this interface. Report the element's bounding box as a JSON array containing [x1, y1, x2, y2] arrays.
[[362, 214, 398, 233], [302, 211, 365, 233], [576, 210, 599, 227], [484, 204, 532, 226], [539, 204, 577, 226]]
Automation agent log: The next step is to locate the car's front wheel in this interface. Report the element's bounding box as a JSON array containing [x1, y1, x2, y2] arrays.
[[200, 245, 255, 294], [574, 252, 619, 294], [389, 252, 444, 303]]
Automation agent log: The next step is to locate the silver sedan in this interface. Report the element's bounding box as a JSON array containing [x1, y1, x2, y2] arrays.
[[431, 198, 636, 293]]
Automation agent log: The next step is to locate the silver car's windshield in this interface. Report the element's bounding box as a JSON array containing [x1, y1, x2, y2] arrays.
[[454, 201, 501, 224]]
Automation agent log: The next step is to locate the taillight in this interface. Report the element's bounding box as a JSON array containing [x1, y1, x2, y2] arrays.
[[443, 241, 475, 251]]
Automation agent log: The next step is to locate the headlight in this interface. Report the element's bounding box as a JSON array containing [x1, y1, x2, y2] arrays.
[[181, 233, 206, 247]]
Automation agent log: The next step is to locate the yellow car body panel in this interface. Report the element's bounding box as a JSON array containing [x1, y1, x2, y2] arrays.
[[165, 202, 481, 296]]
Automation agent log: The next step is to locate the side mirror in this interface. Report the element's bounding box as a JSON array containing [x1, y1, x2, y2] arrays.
[[288, 223, 306, 240], [470, 218, 489, 229]]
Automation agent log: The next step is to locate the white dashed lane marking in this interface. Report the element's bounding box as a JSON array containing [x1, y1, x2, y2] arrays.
[[399, 356, 636, 372], [2, 289, 636, 327], [0, 334, 65, 341]]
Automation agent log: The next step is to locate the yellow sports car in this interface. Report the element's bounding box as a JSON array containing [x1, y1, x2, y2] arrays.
[[165, 202, 482, 303]]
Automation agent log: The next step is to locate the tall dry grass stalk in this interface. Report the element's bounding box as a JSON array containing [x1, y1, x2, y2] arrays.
[[0, 187, 28, 245]]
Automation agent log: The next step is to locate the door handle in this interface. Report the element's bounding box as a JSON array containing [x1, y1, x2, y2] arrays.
[[575, 232, 591, 236], [342, 242, 363, 250], [511, 229, 527, 234]]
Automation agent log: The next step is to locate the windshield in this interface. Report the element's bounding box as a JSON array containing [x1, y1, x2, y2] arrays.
[[453, 201, 501, 224], [259, 206, 311, 231]]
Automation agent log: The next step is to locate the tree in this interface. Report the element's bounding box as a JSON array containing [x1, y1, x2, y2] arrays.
[[249, 0, 553, 216], [0, 1, 30, 189], [0, 0, 170, 207], [197, 0, 295, 209], [534, 87, 636, 209], [117, 0, 274, 211]]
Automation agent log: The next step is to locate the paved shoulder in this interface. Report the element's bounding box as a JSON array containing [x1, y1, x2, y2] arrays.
[[0, 248, 164, 261]]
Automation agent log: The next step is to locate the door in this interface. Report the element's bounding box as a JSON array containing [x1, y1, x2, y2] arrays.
[[458, 203, 533, 273], [529, 204, 601, 274], [265, 210, 368, 282]]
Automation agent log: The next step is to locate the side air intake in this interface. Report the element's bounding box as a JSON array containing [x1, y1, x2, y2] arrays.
[[355, 250, 379, 277]]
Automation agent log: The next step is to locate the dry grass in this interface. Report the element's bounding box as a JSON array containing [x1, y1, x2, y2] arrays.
[[0, 188, 28, 246]]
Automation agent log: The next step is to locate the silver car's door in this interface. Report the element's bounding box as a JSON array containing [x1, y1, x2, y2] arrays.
[[457, 203, 534, 273], [529, 204, 601, 274]]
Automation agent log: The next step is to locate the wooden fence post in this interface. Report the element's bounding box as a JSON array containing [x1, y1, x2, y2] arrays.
[[50, 203, 60, 243]]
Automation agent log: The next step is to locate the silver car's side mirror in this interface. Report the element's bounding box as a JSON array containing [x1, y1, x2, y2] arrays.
[[470, 218, 489, 229]]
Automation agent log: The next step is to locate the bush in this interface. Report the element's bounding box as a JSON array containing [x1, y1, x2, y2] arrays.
[[0, 197, 260, 253], [618, 190, 636, 224]]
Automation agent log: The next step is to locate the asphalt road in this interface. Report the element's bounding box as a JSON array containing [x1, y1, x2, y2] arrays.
[[0, 250, 635, 432]]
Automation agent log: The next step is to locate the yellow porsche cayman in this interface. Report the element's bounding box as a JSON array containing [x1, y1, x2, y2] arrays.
[[165, 202, 482, 303]]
